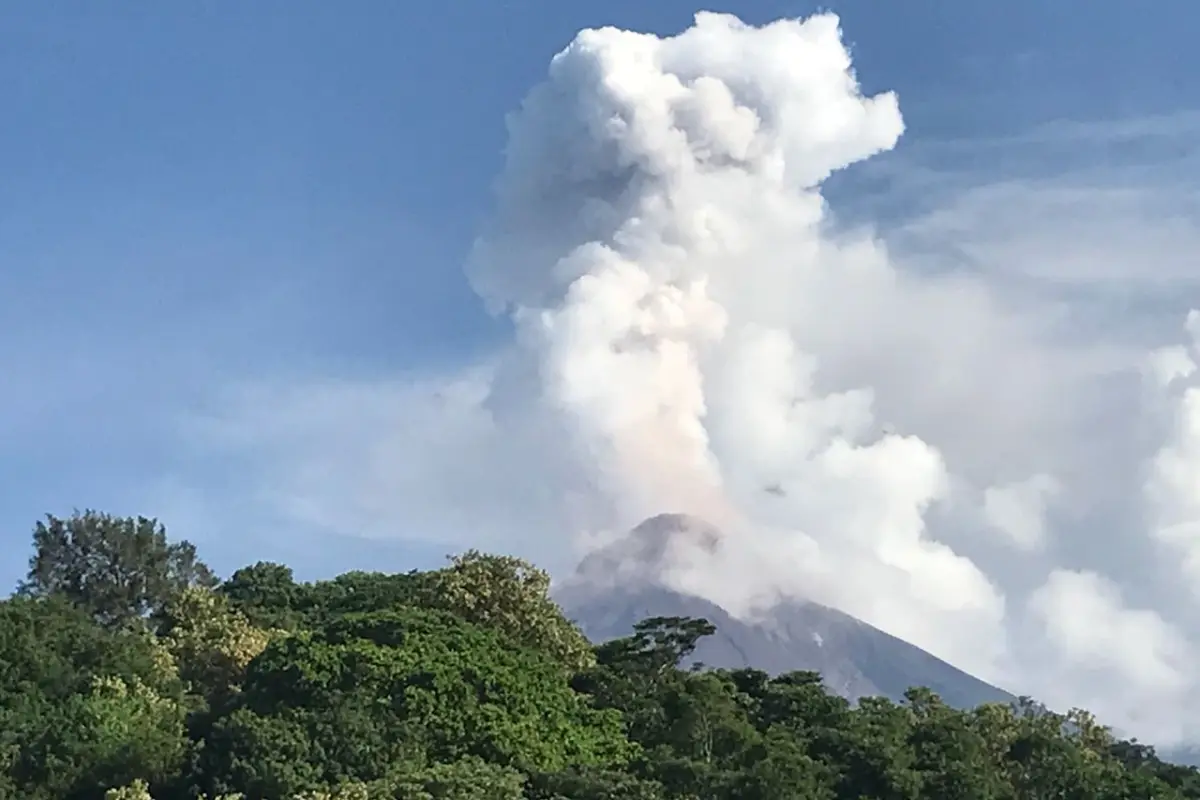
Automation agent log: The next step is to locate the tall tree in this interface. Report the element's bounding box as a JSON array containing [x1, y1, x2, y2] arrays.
[[420, 550, 596, 672], [218, 561, 302, 629], [159, 587, 275, 705], [18, 511, 217, 628]]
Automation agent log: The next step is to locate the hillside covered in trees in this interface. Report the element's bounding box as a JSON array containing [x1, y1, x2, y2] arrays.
[[5, 511, 1200, 799]]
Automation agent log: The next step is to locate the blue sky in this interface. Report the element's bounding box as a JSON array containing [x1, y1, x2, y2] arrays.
[[3, 0, 1199, 593]]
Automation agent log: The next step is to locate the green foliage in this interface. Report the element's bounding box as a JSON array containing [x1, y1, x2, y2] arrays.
[[159, 587, 275, 704], [49, 675, 186, 795], [223, 552, 595, 672], [0, 596, 187, 799], [419, 550, 596, 672], [525, 766, 666, 799], [198, 606, 630, 796], [18, 511, 216, 629], [318, 758, 528, 800], [8, 510, 1200, 800], [219, 562, 302, 630]]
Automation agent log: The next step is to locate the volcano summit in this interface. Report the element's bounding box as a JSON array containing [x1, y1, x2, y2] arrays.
[[558, 513, 1015, 708]]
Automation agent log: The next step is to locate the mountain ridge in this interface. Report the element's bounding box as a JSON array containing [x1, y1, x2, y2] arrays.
[[557, 512, 1016, 709]]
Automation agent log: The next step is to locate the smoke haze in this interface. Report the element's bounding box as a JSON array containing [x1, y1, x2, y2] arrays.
[[190, 12, 1200, 746]]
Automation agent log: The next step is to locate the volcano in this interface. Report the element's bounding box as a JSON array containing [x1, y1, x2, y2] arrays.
[[557, 513, 1014, 708]]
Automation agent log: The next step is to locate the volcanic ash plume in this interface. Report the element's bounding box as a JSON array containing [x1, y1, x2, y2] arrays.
[[468, 12, 1005, 673]]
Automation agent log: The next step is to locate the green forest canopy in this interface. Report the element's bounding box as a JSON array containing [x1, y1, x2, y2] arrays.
[[3, 509, 1199, 800]]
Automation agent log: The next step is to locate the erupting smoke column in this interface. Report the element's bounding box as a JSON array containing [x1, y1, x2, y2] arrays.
[[469, 10, 900, 524], [468, 10, 1004, 657]]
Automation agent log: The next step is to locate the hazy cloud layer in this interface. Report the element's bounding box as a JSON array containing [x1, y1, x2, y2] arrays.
[[179, 13, 1200, 745]]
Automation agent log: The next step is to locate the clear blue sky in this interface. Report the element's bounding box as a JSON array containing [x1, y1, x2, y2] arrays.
[[2, 0, 1198, 589]]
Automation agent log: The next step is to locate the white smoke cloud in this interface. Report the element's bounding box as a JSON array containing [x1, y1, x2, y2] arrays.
[[1027, 568, 1194, 741], [983, 474, 1060, 552], [464, 10, 1014, 681], [1146, 312, 1200, 590], [179, 12, 1200, 745]]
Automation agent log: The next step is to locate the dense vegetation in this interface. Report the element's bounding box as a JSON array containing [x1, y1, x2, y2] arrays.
[[4, 511, 1200, 799]]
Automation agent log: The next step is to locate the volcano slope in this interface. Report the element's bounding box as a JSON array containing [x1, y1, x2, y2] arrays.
[[556, 513, 1015, 709]]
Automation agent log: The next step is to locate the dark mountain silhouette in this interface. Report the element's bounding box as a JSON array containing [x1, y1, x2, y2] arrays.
[[557, 512, 1014, 709]]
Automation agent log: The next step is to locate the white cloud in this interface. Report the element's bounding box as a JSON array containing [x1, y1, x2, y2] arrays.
[[174, 12, 1200, 745], [1024, 568, 1195, 742], [1146, 312, 1200, 593], [983, 474, 1060, 552], [1029, 570, 1189, 688]]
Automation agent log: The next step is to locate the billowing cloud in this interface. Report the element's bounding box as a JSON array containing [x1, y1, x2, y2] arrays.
[[1026, 568, 1193, 744], [983, 474, 1060, 552], [1146, 312, 1200, 590], [177, 12, 1200, 745]]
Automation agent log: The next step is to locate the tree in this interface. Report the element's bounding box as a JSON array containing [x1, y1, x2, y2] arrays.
[[901, 688, 1004, 800], [377, 757, 527, 800], [218, 561, 301, 630], [42, 674, 187, 799], [732, 727, 835, 800], [18, 511, 216, 629], [419, 550, 595, 672], [195, 608, 632, 798], [9, 538, 1200, 800], [159, 587, 276, 705], [288, 759, 526, 800], [610, 616, 717, 675], [525, 767, 666, 800], [0, 597, 187, 799]]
